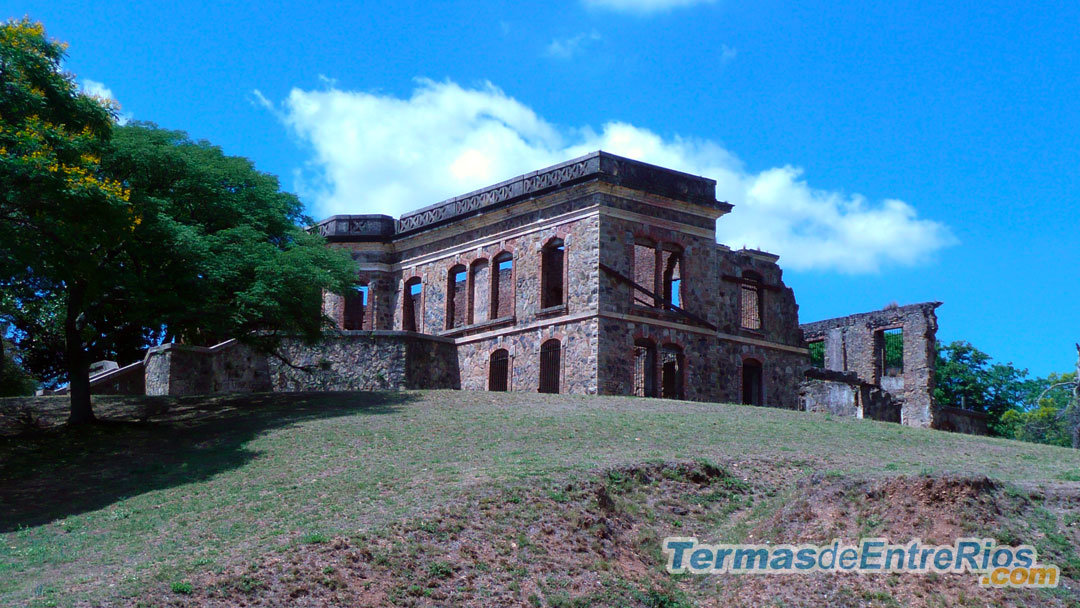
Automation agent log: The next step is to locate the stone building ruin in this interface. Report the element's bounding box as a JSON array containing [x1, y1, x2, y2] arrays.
[[78, 151, 980, 433], [314, 151, 807, 406], [799, 303, 987, 433]]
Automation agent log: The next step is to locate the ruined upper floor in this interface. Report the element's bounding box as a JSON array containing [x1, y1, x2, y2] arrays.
[[315, 151, 803, 351]]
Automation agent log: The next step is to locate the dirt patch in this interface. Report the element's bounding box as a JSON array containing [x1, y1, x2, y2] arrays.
[[126, 463, 1080, 607], [134, 461, 745, 607], [722, 473, 1080, 608]]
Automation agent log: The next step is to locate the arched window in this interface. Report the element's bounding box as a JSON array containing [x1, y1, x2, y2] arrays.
[[491, 252, 514, 319], [469, 259, 489, 325], [489, 349, 510, 391], [446, 264, 467, 329], [661, 246, 683, 310], [343, 283, 369, 330], [633, 338, 657, 398], [540, 238, 565, 310], [403, 277, 422, 332], [661, 344, 685, 400], [742, 358, 763, 406], [740, 271, 763, 330], [539, 339, 561, 394]]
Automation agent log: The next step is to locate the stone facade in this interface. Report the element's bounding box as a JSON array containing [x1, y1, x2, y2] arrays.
[[314, 151, 809, 406], [801, 302, 943, 428]]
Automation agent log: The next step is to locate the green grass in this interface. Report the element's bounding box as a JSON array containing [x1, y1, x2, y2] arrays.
[[1, 390, 1079, 606]]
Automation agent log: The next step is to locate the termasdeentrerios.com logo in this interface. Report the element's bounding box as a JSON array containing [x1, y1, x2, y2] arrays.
[[662, 537, 1059, 588]]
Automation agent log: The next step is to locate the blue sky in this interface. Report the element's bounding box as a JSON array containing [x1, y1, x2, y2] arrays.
[[12, 0, 1079, 377]]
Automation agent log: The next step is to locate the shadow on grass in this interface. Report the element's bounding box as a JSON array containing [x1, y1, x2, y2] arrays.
[[0, 391, 413, 532]]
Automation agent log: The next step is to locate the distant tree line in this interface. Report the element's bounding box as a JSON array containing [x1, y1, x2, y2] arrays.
[[935, 341, 1079, 448]]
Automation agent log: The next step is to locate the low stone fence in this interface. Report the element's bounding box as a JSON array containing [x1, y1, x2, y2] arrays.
[[96, 332, 460, 397], [144, 340, 271, 396], [933, 406, 989, 435]]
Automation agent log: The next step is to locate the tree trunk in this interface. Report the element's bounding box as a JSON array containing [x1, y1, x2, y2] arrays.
[[1073, 344, 1080, 449], [65, 286, 95, 425]]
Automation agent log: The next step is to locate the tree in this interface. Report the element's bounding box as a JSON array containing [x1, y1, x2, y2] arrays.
[[0, 320, 35, 396], [99, 123, 357, 351], [0, 18, 133, 422], [934, 341, 1032, 436], [1, 21, 357, 423], [941, 341, 1080, 448]]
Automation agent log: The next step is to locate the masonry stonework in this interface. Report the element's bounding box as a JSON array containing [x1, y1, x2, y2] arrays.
[[801, 302, 942, 428]]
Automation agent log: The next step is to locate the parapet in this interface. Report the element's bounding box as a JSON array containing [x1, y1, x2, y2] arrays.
[[313, 151, 728, 241]]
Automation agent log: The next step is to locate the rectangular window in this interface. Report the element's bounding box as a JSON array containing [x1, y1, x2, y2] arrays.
[[740, 283, 761, 330], [470, 261, 489, 325], [539, 339, 561, 393], [448, 268, 467, 329], [661, 249, 682, 311], [541, 241, 565, 310], [343, 285, 368, 330], [808, 340, 825, 368], [404, 279, 422, 332], [879, 328, 903, 377]]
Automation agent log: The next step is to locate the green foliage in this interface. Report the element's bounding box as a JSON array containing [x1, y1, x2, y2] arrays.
[[881, 329, 903, 372], [0, 349, 35, 397], [999, 371, 1078, 448], [300, 532, 329, 544], [934, 341, 1032, 436], [0, 18, 130, 414], [807, 340, 824, 368], [0, 322, 36, 396], [100, 124, 357, 349], [936, 341, 1077, 446], [0, 19, 357, 422]]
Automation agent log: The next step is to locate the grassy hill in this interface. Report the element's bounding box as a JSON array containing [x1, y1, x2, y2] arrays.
[[1, 391, 1079, 606]]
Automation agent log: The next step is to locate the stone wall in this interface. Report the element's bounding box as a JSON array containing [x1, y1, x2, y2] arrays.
[[140, 333, 458, 396], [801, 372, 860, 417], [801, 302, 941, 427], [270, 332, 458, 392], [144, 340, 271, 396], [799, 368, 901, 423], [934, 406, 989, 435]]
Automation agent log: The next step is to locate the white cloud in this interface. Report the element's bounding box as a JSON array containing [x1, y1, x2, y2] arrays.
[[263, 79, 955, 274], [82, 79, 114, 101], [545, 31, 602, 59], [720, 44, 737, 63], [583, 0, 717, 14], [80, 79, 131, 125]]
